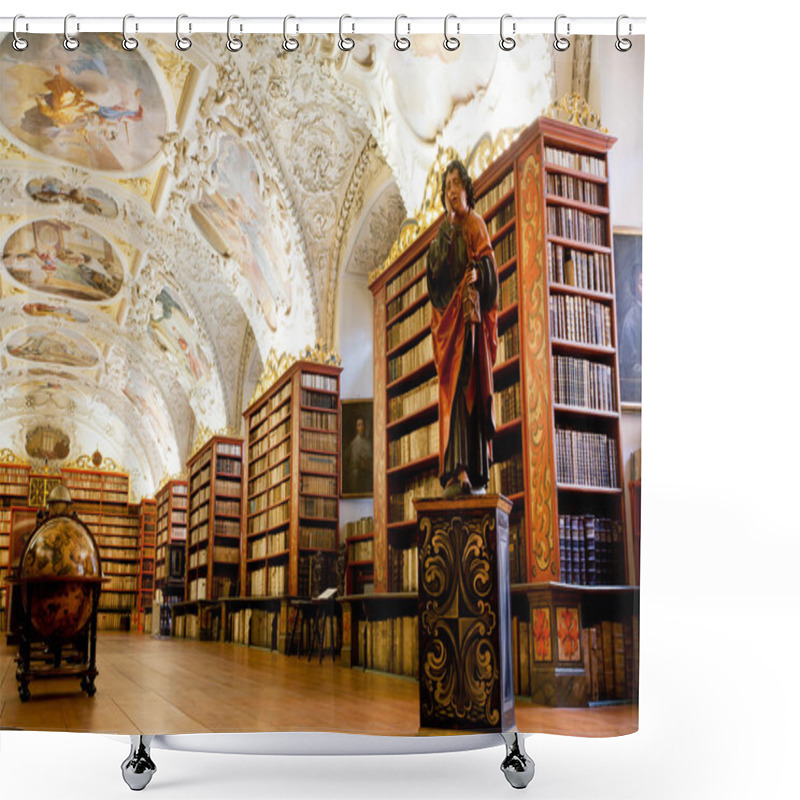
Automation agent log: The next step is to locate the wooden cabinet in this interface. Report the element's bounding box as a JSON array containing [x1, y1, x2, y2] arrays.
[[241, 359, 341, 653], [368, 116, 637, 704], [185, 437, 243, 601], [0, 462, 32, 633]]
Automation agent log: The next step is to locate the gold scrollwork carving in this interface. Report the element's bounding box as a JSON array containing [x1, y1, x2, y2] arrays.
[[419, 510, 501, 727], [0, 136, 29, 161], [64, 453, 125, 473], [189, 423, 238, 459], [248, 342, 341, 408], [544, 93, 607, 133], [519, 149, 555, 578], [0, 448, 25, 464]]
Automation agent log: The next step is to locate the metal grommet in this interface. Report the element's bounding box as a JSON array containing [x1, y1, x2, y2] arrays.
[[499, 14, 516, 51], [12, 15, 29, 51], [615, 15, 632, 52], [63, 14, 80, 51], [283, 15, 299, 52], [227, 15, 243, 52], [176, 14, 192, 51], [553, 14, 570, 52], [394, 14, 410, 51], [443, 14, 460, 52], [121, 14, 139, 51], [338, 14, 355, 51]]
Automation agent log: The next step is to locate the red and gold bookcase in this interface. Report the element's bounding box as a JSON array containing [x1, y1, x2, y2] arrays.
[[366, 116, 638, 705]]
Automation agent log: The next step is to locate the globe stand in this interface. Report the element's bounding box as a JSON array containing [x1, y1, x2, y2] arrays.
[[14, 581, 102, 701]]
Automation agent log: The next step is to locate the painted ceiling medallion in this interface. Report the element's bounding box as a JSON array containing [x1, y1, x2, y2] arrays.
[[191, 135, 292, 330], [3, 219, 124, 303], [22, 302, 90, 324], [26, 177, 118, 218], [148, 287, 212, 384], [5, 328, 99, 368], [25, 424, 71, 461], [0, 33, 168, 172]]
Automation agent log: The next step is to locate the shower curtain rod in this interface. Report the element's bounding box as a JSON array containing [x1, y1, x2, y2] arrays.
[[0, 15, 646, 37]]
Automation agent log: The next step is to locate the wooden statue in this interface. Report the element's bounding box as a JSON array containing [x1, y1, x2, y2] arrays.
[[427, 160, 499, 498]]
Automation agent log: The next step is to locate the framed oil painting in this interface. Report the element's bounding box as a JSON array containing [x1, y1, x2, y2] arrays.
[[341, 399, 374, 498]]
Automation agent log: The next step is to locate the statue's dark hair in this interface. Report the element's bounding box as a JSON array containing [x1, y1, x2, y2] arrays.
[[441, 160, 475, 211]]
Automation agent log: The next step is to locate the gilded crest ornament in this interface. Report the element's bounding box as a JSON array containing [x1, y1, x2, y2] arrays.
[[65, 453, 125, 474], [0, 448, 25, 464], [249, 342, 341, 407], [544, 93, 607, 133]]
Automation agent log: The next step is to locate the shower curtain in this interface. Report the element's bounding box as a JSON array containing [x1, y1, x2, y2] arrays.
[[0, 23, 643, 741]]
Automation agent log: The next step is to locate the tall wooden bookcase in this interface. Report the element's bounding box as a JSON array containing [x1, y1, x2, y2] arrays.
[[0, 462, 32, 632], [242, 359, 341, 653], [185, 436, 243, 602], [154, 479, 187, 634], [60, 468, 141, 632], [368, 116, 638, 706], [134, 498, 157, 633]]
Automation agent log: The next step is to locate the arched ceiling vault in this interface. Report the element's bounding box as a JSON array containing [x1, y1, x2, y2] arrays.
[[0, 31, 555, 499]]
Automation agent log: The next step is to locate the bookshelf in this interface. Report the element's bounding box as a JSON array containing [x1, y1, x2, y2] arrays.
[[185, 436, 243, 603], [343, 516, 374, 596], [242, 359, 341, 653], [368, 116, 637, 706], [134, 498, 157, 634], [60, 468, 140, 632], [154, 479, 187, 635], [0, 462, 32, 632]]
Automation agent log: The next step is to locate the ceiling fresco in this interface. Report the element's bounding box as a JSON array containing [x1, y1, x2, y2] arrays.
[[0, 31, 556, 498]]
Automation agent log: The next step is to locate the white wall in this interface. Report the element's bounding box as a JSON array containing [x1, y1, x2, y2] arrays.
[[337, 272, 375, 534]]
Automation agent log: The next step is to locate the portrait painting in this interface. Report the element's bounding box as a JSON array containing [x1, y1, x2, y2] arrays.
[[26, 177, 118, 218], [341, 399, 374, 498], [3, 219, 124, 303], [148, 287, 212, 385], [190, 134, 292, 330], [5, 328, 99, 369], [613, 229, 643, 405], [0, 32, 168, 173]]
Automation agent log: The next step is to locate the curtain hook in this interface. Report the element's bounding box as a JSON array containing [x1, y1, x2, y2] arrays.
[[443, 14, 460, 52], [615, 15, 632, 52], [394, 14, 410, 51], [499, 14, 516, 51], [553, 14, 570, 52], [227, 15, 243, 52], [63, 14, 80, 51], [12, 15, 29, 51], [338, 14, 355, 51], [176, 14, 192, 51], [283, 15, 299, 51], [122, 15, 139, 51]]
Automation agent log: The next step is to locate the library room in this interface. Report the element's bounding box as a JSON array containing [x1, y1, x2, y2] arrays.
[[0, 28, 643, 744]]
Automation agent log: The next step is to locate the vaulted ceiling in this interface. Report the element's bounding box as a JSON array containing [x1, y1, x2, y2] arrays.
[[0, 31, 554, 498]]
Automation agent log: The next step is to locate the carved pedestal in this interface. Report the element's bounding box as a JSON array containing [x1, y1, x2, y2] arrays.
[[415, 495, 515, 732]]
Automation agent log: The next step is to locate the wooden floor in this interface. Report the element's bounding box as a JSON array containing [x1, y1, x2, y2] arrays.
[[1, 633, 637, 737]]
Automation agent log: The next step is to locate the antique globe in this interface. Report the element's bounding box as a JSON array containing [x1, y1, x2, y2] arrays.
[[19, 486, 104, 641]]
